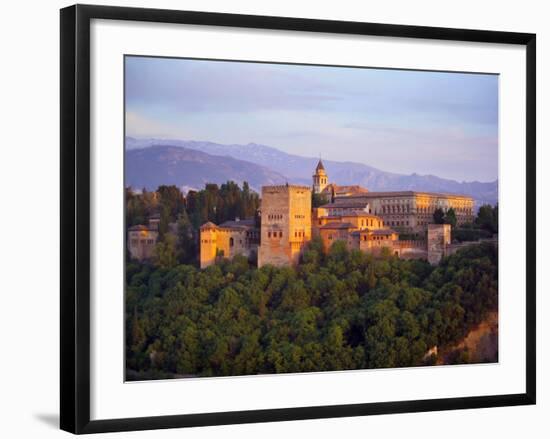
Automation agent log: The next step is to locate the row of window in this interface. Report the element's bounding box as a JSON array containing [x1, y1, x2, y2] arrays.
[[327, 234, 390, 243], [131, 239, 155, 246], [382, 205, 473, 215], [267, 231, 283, 238], [267, 214, 283, 221], [360, 219, 380, 228], [381, 197, 471, 207], [382, 205, 411, 214], [389, 220, 409, 227]]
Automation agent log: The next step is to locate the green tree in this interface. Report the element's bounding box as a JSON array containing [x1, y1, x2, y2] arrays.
[[444, 207, 457, 228], [476, 204, 498, 234], [153, 233, 177, 269], [433, 207, 445, 224], [175, 211, 197, 264], [312, 192, 329, 208]]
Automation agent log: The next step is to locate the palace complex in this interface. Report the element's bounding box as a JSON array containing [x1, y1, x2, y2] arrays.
[[196, 160, 476, 269]]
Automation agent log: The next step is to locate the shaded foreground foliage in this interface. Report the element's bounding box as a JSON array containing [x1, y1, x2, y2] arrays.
[[126, 240, 498, 379]]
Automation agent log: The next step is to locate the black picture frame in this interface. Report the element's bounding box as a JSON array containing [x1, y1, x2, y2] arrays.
[[60, 4, 536, 434]]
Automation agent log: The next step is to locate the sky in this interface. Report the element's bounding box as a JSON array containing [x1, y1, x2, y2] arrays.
[[125, 56, 498, 183]]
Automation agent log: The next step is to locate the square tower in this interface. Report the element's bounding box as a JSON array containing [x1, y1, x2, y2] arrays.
[[258, 185, 312, 267]]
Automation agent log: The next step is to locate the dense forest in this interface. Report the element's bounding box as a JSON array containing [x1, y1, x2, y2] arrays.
[[126, 182, 260, 265], [126, 239, 498, 379]]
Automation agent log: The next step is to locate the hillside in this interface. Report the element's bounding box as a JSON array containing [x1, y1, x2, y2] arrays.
[[125, 145, 287, 192]]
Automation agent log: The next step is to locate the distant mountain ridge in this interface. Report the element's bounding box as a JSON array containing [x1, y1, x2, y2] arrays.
[[125, 145, 287, 193], [125, 137, 498, 205]]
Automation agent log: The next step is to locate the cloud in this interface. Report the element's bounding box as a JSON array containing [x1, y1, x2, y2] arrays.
[[124, 56, 498, 182]]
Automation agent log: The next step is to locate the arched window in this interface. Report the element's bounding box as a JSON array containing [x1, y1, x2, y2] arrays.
[[229, 237, 234, 247]]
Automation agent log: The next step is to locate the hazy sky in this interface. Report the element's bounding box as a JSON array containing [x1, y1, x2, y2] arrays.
[[125, 56, 498, 182]]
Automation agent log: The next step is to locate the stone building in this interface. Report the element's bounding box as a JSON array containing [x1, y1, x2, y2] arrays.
[[198, 161, 480, 269], [427, 223, 451, 264], [128, 222, 159, 261], [199, 218, 259, 268], [321, 191, 474, 233], [258, 184, 312, 267], [312, 160, 474, 233], [312, 210, 383, 236]]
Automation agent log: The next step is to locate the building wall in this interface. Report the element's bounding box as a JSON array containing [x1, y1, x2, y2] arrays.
[[427, 223, 452, 265], [199, 226, 218, 268], [200, 225, 259, 269], [128, 229, 158, 261], [312, 211, 384, 237], [337, 193, 474, 233], [258, 185, 312, 267], [319, 227, 351, 252], [312, 168, 328, 193]]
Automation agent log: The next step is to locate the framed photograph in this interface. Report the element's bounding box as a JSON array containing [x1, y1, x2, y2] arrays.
[[60, 4, 536, 434]]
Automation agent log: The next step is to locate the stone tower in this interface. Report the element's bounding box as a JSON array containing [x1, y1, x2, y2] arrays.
[[258, 185, 312, 267], [427, 223, 451, 265], [199, 221, 219, 268], [312, 159, 328, 194]]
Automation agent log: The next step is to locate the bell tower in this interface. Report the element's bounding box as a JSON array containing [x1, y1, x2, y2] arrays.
[[312, 158, 328, 194]]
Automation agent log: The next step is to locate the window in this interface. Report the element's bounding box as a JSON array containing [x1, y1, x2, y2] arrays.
[[229, 237, 234, 247], [279, 231, 283, 238], [267, 232, 271, 238]]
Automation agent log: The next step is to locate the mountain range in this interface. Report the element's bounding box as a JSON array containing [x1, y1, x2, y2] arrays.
[[125, 137, 498, 205]]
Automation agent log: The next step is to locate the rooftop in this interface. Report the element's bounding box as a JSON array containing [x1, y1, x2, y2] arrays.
[[218, 218, 256, 229], [341, 191, 473, 200], [349, 228, 397, 236], [128, 224, 155, 232], [371, 228, 398, 235], [262, 184, 311, 192], [322, 200, 370, 209], [321, 184, 368, 195], [315, 159, 325, 172], [320, 222, 355, 230]]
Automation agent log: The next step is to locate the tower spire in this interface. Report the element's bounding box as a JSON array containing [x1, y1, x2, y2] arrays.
[[313, 155, 328, 193]]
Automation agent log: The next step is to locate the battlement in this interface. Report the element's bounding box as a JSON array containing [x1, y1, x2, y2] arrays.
[[262, 184, 311, 193]]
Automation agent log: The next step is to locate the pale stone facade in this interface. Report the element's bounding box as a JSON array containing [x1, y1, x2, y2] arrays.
[[427, 223, 452, 265], [312, 160, 474, 233], [199, 218, 259, 269], [258, 184, 312, 267], [128, 225, 158, 261], [321, 191, 474, 233]]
